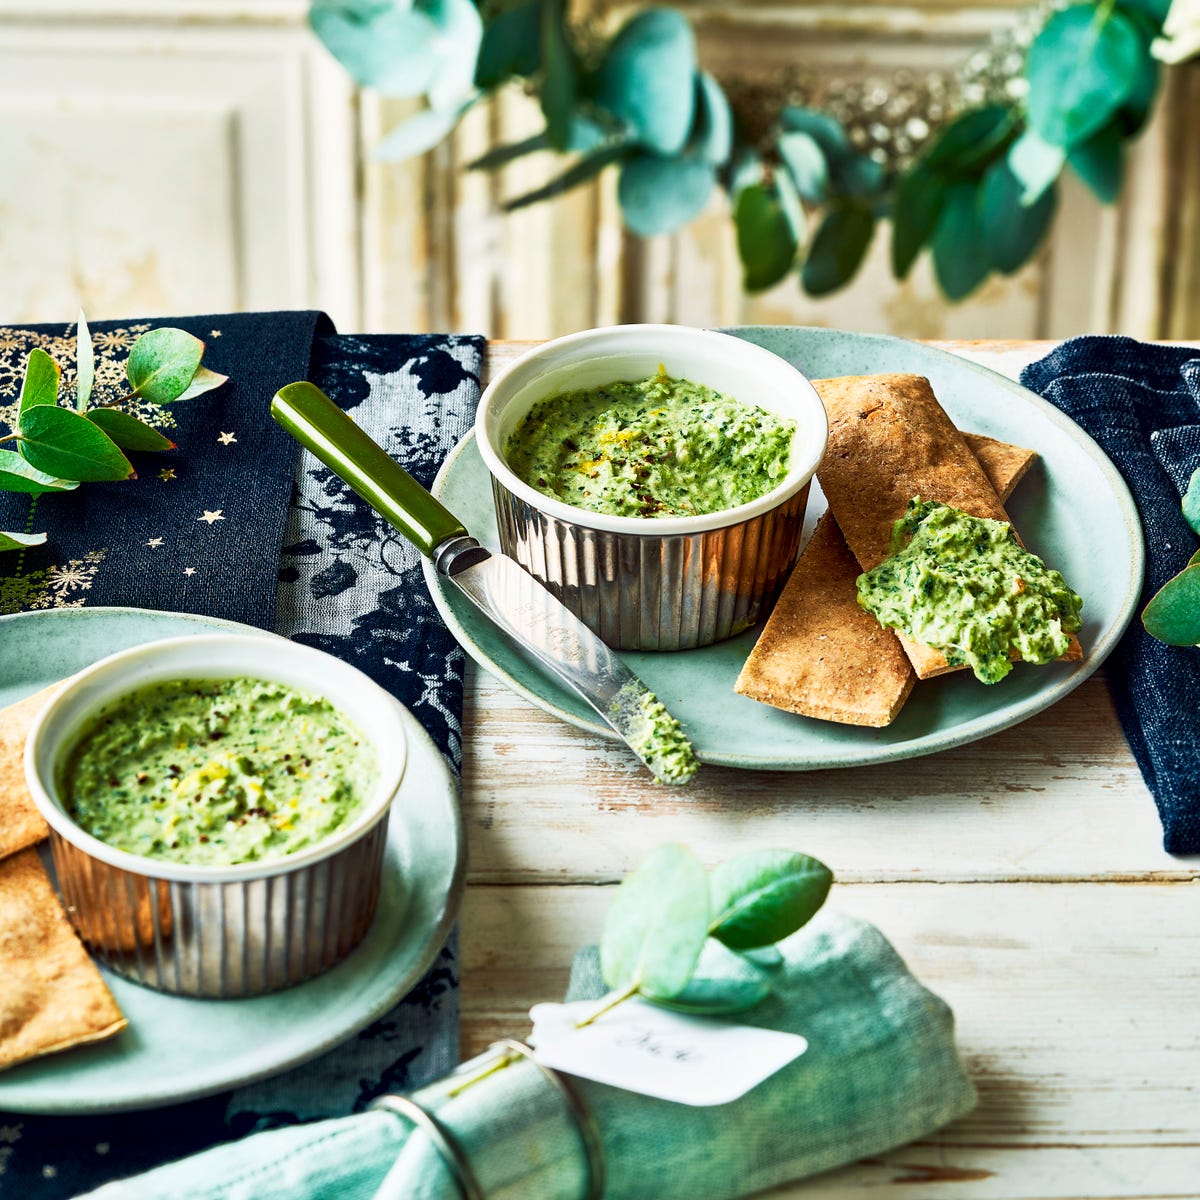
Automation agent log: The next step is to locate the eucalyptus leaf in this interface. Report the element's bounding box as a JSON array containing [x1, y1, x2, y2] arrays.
[[1007, 130, 1066, 206], [0, 448, 79, 495], [689, 72, 732, 166], [1181, 468, 1200, 536], [375, 103, 470, 161], [423, 0, 482, 111], [734, 182, 798, 292], [475, 0, 541, 88], [503, 143, 629, 212], [172, 365, 229, 403], [1189, 548, 1200, 569], [708, 850, 833, 950], [18, 349, 60, 415], [0, 529, 46, 553], [774, 167, 807, 247], [890, 163, 945, 279], [922, 105, 1015, 176], [1116, 0, 1171, 23], [1143, 564, 1200, 645], [17, 404, 134, 482], [76, 309, 95, 411], [127, 328, 205, 405], [931, 182, 989, 301], [979, 159, 1058, 275], [600, 843, 709, 999], [779, 108, 852, 161], [778, 131, 828, 204], [618, 154, 715, 236], [801, 205, 875, 297], [595, 9, 696, 156], [87, 408, 176, 452], [1025, 5, 1143, 148], [468, 132, 550, 172], [1068, 122, 1124, 203], [540, 0, 577, 151], [1114, 37, 1161, 136], [652, 940, 773, 1015], [309, 1, 440, 97]]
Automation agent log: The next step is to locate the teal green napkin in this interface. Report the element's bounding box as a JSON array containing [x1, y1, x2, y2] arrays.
[[82, 912, 975, 1200]]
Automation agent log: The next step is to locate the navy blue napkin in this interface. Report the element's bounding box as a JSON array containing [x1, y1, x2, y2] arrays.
[[0, 311, 331, 626], [1022, 337, 1200, 855], [0, 316, 484, 1196]]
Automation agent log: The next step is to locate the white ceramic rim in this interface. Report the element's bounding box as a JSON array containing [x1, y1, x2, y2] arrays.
[[475, 323, 829, 536], [24, 633, 408, 884]]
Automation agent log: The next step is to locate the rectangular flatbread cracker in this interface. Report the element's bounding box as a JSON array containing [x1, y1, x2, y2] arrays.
[[0, 848, 126, 1072], [0, 685, 61, 859], [736, 433, 1036, 726], [814, 373, 1080, 680]]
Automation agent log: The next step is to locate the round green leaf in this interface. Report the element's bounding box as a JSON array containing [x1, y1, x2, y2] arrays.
[[778, 131, 828, 204], [1182, 468, 1200, 537], [890, 163, 946, 279], [309, 1, 440, 98], [979, 160, 1058, 275], [0, 447, 78, 494], [923, 105, 1015, 176], [423, 0, 482, 110], [931, 182, 990, 301], [17, 404, 134, 482], [18, 348, 60, 415], [689, 72, 732, 166], [618, 154, 715, 236], [1142, 564, 1200, 645], [0, 529, 46, 553], [801, 205, 875, 297], [735, 182, 799, 293], [709, 850, 832, 950], [87, 408, 176, 453], [173, 366, 229, 403], [595, 10, 696, 156], [652, 941, 773, 1015], [375, 104, 468, 162], [1025, 5, 1143, 148], [1007, 130, 1066, 206], [475, 0, 540, 88], [600, 843, 709, 999], [1068, 122, 1125, 203], [779, 108, 851, 161], [539, 0, 577, 150], [127, 328, 205, 405]]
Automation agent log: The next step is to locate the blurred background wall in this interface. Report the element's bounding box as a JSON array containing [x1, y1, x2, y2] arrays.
[[0, 0, 1196, 339]]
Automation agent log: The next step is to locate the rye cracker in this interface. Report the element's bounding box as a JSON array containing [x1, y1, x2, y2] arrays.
[[814, 373, 1080, 680], [0, 685, 60, 859], [736, 433, 1037, 726], [0, 848, 126, 1072]]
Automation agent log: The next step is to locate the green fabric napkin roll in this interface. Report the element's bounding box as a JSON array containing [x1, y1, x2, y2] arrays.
[[83, 912, 975, 1200]]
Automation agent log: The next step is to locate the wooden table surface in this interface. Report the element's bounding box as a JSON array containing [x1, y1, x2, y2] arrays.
[[458, 340, 1200, 1199]]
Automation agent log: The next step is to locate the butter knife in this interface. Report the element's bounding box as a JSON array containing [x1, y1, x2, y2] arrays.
[[271, 381, 697, 785]]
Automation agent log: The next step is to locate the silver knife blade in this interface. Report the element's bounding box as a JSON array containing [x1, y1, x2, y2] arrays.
[[442, 541, 698, 785]]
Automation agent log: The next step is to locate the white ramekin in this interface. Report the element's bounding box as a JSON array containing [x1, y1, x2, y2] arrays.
[[24, 634, 407, 998], [475, 324, 828, 650]]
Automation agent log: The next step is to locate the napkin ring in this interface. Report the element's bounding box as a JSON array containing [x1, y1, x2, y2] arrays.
[[371, 1039, 605, 1200]]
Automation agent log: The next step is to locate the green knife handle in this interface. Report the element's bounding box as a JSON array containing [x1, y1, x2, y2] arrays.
[[271, 381, 467, 559]]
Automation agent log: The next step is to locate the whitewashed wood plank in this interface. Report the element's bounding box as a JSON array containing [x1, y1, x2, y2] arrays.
[[460, 881, 1200, 1197]]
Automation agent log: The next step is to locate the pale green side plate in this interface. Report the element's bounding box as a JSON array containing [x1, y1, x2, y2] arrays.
[[0, 607, 465, 1115], [423, 326, 1144, 770]]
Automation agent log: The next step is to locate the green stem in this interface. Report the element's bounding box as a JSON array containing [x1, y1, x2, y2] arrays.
[[444, 1047, 520, 1098], [574, 982, 641, 1030], [0, 432, 17, 445]]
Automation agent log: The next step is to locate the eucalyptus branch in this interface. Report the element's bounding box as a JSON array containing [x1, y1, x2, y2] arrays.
[[310, 0, 1175, 302], [0, 314, 230, 553]]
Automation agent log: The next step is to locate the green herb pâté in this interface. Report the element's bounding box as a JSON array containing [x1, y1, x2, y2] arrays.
[[856, 498, 1083, 684], [505, 368, 796, 519], [61, 678, 377, 865]]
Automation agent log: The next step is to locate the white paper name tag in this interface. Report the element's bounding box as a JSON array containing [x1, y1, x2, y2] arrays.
[[528, 997, 807, 1106]]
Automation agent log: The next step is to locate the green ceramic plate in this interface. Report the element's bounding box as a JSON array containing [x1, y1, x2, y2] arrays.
[[0, 607, 465, 1115], [423, 326, 1144, 770]]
